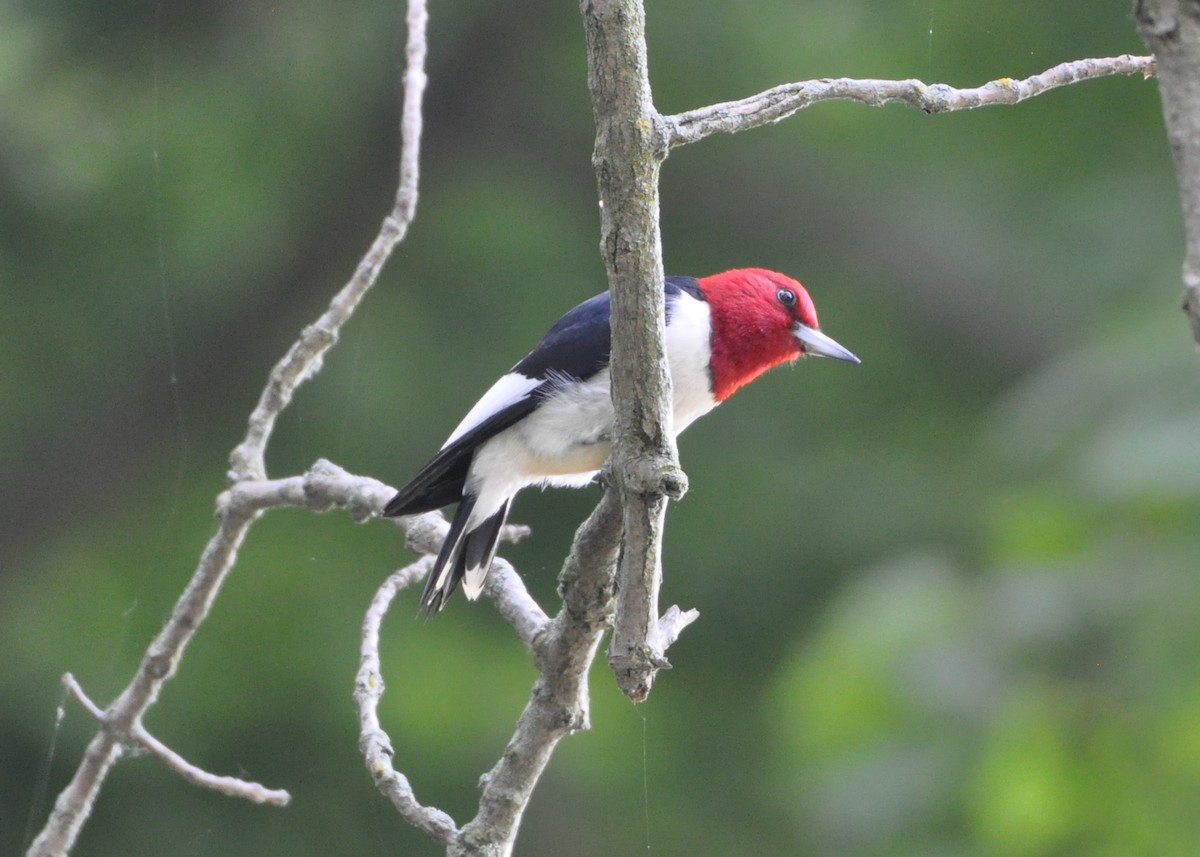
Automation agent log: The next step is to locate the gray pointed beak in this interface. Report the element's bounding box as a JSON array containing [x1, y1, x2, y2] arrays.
[[794, 323, 860, 364]]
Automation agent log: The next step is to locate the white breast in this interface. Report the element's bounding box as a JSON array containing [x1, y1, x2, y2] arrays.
[[665, 291, 718, 433]]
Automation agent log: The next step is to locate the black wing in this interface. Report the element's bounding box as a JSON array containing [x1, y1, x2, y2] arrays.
[[382, 398, 540, 517]]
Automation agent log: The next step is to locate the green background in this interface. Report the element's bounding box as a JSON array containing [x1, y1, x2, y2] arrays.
[[4, 1, 1196, 855]]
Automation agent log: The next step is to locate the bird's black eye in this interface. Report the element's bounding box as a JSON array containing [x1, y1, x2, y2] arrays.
[[777, 288, 797, 308]]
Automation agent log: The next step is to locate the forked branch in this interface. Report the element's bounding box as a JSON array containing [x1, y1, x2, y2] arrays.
[[24, 1, 430, 853]]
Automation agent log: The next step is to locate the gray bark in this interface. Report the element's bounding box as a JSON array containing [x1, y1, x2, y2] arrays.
[[1136, 0, 1200, 342], [581, 0, 687, 703]]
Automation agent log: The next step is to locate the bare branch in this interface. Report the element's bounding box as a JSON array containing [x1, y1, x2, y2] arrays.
[[353, 510, 551, 846], [452, 491, 623, 855], [60, 674, 105, 720], [226, 475, 308, 512], [25, 2, 430, 853], [299, 458, 399, 521], [582, 0, 683, 703], [27, 501, 262, 857], [666, 54, 1156, 148], [356, 558, 460, 845], [352, 548, 556, 850], [1136, 5, 1200, 342], [227, 0, 429, 484], [485, 559, 551, 650], [134, 723, 291, 807], [66, 671, 289, 808]]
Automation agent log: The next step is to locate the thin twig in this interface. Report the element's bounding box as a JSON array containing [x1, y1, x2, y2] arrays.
[[61, 673, 291, 806], [667, 54, 1156, 147], [134, 726, 291, 806], [60, 675, 105, 721]]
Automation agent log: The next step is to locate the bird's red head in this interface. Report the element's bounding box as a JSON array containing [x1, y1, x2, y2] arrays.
[[698, 267, 856, 401]]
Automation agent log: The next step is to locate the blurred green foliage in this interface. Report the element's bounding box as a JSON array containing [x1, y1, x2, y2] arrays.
[[3, 1, 1195, 855]]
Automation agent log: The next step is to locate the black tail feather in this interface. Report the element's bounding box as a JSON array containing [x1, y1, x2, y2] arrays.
[[460, 499, 511, 596], [419, 494, 476, 615], [418, 496, 512, 615]]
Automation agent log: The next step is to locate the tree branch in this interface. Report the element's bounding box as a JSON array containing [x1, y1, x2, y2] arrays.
[[1136, 3, 1200, 343], [228, 0, 429, 484], [657, 604, 701, 651], [27, 500, 262, 857], [34, 458, 484, 857], [24, 2, 430, 853], [356, 558, 461, 846], [63, 673, 289, 807], [354, 490, 621, 857], [485, 559, 552, 650], [666, 54, 1156, 147], [452, 490, 624, 856], [582, 0, 691, 704]]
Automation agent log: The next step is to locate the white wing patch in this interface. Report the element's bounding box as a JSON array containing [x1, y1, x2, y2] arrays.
[[443, 372, 542, 448]]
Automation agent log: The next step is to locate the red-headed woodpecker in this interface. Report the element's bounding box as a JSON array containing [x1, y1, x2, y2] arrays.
[[384, 268, 859, 613]]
